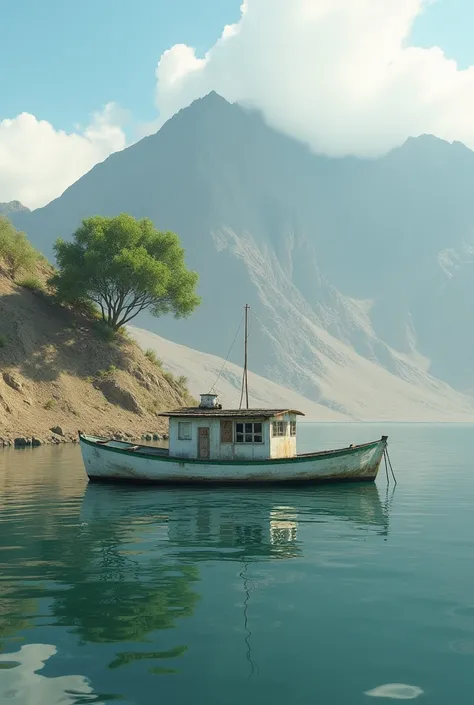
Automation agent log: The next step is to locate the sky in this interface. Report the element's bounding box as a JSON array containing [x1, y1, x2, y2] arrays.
[[1, 0, 474, 209]]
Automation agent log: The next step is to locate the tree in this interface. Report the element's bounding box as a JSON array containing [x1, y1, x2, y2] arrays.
[[51, 214, 200, 331], [0, 216, 39, 277]]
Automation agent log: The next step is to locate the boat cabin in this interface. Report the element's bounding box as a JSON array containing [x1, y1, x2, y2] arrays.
[[161, 394, 304, 461]]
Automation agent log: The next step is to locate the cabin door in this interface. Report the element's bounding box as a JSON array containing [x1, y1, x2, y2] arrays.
[[198, 427, 210, 460]]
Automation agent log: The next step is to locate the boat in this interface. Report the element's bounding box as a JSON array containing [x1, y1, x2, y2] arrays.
[[79, 305, 388, 485]]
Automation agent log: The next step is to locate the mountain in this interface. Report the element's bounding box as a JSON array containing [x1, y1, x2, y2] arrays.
[[129, 326, 348, 420], [10, 93, 474, 419], [128, 326, 474, 422], [0, 201, 30, 216]]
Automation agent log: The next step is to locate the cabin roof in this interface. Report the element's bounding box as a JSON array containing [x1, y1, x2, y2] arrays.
[[160, 408, 305, 419]]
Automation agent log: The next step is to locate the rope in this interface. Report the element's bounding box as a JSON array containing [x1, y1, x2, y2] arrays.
[[208, 312, 245, 394], [386, 447, 397, 484], [383, 446, 397, 485], [250, 309, 267, 336]]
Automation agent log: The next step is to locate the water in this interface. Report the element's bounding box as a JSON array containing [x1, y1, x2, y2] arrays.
[[0, 423, 473, 704]]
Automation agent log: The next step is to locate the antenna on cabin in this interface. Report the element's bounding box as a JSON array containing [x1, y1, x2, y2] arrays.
[[239, 304, 250, 410]]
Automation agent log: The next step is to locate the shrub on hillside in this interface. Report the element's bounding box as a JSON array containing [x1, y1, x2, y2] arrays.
[[97, 365, 118, 378], [143, 349, 191, 396], [68, 297, 101, 319], [145, 349, 163, 367], [93, 319, 117, 344], [163, 371, 174, 385], [16, 275, 47, 295], [0, 216, 39, 277]]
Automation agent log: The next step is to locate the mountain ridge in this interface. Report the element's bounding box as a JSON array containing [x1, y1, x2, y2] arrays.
[[128, 325, 474, 422], [0, 201, 30, 216], [9, 93, 474, 418]]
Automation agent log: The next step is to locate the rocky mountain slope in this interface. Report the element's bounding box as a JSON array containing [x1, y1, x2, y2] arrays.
[[129, 326, 474, 422], [129, 326, 348, 420], [10, 93, 474, 418], [0, 201, 30, 216], [0, 264, 192, 443]]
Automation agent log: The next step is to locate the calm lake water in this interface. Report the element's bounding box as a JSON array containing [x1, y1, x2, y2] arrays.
[[1, 423, 473, 704]]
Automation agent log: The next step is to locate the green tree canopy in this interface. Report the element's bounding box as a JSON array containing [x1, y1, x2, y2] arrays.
[[51, 214, 200, 330], [0, 216, 39, 277]]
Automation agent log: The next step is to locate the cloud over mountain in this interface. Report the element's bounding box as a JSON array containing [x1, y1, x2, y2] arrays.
[[156, 0, 474, 157], [4, 0, 474, 209], [0, 104, 126, 209]]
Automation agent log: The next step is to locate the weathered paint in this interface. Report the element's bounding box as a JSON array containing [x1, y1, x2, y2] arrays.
[[79, 434, 387, 485], [169, 412, 298, 461], [169, 416, 271, 461], [270, 413, 297, 458], [198, 427, 210, 459]]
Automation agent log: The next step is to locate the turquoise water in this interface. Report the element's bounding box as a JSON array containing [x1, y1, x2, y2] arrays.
[[0, 423, 473, 704]]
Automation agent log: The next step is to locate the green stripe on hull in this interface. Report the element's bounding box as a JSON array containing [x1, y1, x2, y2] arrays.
[[87, 475, 377, 486], [79, 434, 384, 466]]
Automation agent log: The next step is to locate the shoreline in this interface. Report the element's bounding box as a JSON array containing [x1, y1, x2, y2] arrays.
[[1, 430, 169, 448]]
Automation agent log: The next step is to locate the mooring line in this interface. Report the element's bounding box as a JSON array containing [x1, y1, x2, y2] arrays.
[[383, 446, 397, 485], [384, 447, 390, 484]]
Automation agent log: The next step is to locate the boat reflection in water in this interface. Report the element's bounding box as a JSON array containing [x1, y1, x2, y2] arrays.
[[77, 484, 391, 679], [80, 482, 390, 562]]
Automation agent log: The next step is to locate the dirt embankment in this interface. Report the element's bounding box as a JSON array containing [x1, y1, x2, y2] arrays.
[[0, 264, 193, 446]]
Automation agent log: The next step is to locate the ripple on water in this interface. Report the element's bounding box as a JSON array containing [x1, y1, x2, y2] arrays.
[[1, 430, 474, 704], [447, 605, 474, 619], [449, 639, 474, 655]]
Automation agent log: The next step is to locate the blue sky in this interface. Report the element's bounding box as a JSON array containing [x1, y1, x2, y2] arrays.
[[1, 0, 473, 131], [3, 0, 474, 209], [1, 0, 239, 129]]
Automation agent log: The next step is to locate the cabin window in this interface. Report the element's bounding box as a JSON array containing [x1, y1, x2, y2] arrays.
[[178, 422, 192, 440], [290, 421, 297, 436], [272, 421, 286, 437], [235, 422, 263, 444]]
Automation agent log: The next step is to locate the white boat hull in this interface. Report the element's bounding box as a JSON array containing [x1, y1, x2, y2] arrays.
[[79, 434, 388, 485]]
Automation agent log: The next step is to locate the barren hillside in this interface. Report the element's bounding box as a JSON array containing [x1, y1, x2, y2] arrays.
[[0, 265, 193, 443]]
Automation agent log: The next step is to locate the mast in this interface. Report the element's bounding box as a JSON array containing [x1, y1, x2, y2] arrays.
[[240, 304, 250, 410], [244, 304, 249, 409]]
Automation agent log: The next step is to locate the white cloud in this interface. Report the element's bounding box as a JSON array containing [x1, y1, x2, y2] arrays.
[[155, 0, 474, 157], [4, 0, 474, 209], [0, 103, 126, 209]]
